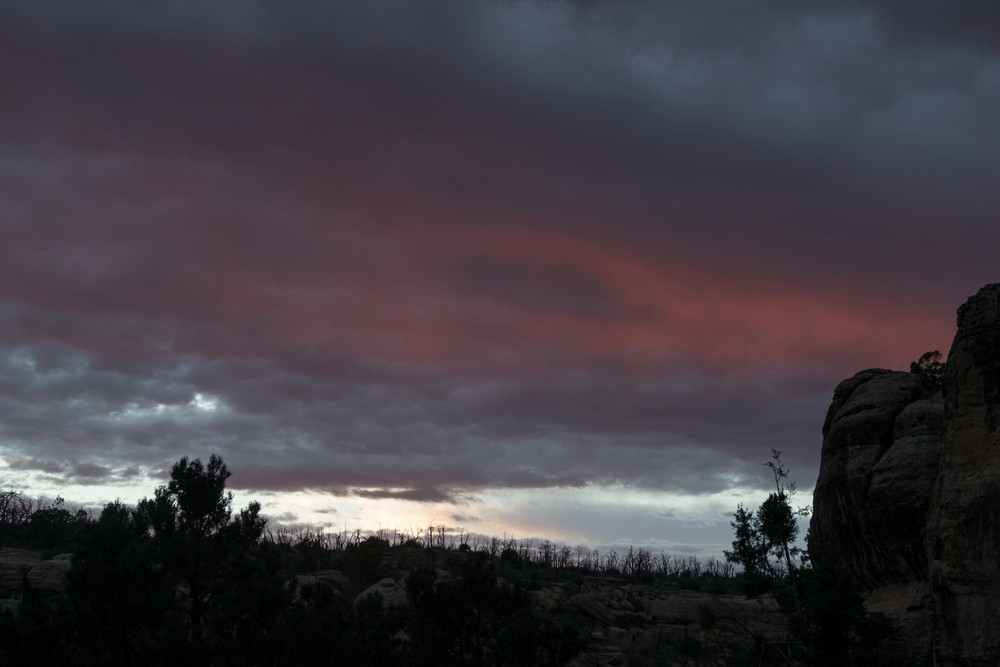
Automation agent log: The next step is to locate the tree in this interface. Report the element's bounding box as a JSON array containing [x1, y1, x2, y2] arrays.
[[725, 449, 807, 592], [22, 496, 89, 551], [136, 455, 267, 651], [910, 350, 944, 391], [727, 451, 892, 665], [0, 490, 32, 546], [404, 552, 571, 666], [65, 500, 170, 666]]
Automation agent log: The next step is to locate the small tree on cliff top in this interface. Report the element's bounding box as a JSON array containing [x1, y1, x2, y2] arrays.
[[910, 350, 944, 391]]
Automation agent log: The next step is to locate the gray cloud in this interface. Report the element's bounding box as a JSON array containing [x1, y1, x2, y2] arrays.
[[0, 1, 993, 547]]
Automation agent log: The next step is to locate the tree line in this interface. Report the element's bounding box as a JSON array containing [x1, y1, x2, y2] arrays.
[[1, 451, 897, 666], [0, 455, 740, 666]]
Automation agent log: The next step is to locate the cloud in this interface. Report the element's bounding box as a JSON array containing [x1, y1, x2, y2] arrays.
[[0, 0, 995, 549], [7, 458, 68, 475], [352, 488, 456, 503]]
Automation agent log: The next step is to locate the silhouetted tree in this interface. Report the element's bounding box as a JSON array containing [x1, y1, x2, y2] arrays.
[[405, 552, 576, 666], [726, 449, 807, 593], [136, 455, 267, 654], [786, 563, 892, 667], [4, 455, 604, 666], [727, 451, 891, 665], [910, 350, 945, 391], [0, 490, 31, 546], [22, 496, 89, 552], [336, 535, 390, 585], [65, 500, 169, 666]]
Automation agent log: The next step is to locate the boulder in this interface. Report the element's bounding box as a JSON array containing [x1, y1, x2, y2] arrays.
[[25, 553, 72, 597], [290, 569, 350, 601], [531, 586, 563, 613], [569, 591, 618, 625], [0, 548, 41, 599], [354, 576, 409, 608]]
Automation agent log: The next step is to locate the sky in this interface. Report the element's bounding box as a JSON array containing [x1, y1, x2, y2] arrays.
[[1, 1, 998, 556]]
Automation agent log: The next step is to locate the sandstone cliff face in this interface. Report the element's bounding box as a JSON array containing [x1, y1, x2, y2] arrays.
[[810, 284, 1000, 667], [809, 369, 942, 590], [927, 284, 1000, 667]]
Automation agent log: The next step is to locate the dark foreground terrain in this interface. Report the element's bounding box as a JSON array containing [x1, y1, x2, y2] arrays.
[[1, 498, 788, 667]]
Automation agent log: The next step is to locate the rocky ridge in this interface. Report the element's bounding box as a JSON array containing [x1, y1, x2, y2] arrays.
[[809, 283, 1000, 666]]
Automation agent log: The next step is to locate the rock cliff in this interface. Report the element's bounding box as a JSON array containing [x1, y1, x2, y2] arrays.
[[810, 283, 1000, 666]]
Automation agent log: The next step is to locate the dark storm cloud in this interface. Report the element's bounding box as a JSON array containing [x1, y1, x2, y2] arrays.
[[7, 458, 68, 475], [4, 2, 995, 253], [0, 338, 835, 500], [0, 0, 996, 519], [352, 488, 455, 503]]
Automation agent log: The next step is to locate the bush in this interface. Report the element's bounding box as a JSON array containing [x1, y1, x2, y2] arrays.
[[910, 350, 945, 391]]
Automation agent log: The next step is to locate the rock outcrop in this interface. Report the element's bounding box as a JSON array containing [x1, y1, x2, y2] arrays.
[[0, 548, 73, 610], [552, 581, 787, 667], [810, 284, 1000, 666], [354, 576, 411, 608], [25, 553, 72, 597], [927, 285, 1000, 666], [809, 369, 938, 590]]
